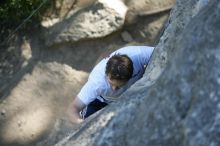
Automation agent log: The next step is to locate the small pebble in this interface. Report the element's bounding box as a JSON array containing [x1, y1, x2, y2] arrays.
[[121, 31, 134, 42], [1, 109, 6, 116], [18, 121, 22, 127]]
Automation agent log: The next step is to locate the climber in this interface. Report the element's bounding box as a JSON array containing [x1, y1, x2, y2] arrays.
[[68, 45, 154, 123]]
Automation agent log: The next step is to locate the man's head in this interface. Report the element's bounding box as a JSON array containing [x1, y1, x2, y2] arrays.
[[105, 54, 133, 90]]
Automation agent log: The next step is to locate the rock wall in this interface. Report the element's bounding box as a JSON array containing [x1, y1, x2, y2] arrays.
[[55, 0, 220, 145]]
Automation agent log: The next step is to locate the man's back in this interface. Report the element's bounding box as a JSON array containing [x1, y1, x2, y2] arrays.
[[68, 45, 154, 122], [78, 46, 154, 104]]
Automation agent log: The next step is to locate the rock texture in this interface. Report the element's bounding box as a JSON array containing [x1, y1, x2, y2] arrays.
[[45, 0, 127, 46], [125, 0, 175, 24], [54, 0, 220, 146]]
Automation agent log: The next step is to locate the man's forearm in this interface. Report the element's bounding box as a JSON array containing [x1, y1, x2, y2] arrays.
[[68, 97, 86, 123]]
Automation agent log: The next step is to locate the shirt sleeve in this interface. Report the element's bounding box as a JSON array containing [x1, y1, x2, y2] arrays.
[[77, 80, 99, 105]]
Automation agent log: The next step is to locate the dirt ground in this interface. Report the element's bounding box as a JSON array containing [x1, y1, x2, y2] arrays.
[[0, 38, 88, 146]]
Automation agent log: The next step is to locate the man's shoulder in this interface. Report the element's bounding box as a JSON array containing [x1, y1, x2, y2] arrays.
[[86, 75, 109, 97], [114, 45, 153, 55], [90, 59, 106, 79], [89, 61, 108, 87]]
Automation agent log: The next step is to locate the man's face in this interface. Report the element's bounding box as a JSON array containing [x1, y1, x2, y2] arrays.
[[107, 75, 127, 91]]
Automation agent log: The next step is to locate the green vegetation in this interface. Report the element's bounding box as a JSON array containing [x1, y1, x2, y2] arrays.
[[0, 0, 49, 23]]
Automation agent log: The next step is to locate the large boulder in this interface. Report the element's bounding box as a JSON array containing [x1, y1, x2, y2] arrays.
[[44, 0, 128, 47], [125, 0, 175, 24], [55, 0, 220, 145]]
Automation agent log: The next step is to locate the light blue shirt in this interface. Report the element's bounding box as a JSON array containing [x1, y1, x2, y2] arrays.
[[78, 46, 154, 105]]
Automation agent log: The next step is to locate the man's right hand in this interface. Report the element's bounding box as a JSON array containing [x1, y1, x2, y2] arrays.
[[67, 96, 86, 124], [68, 112, 84, 124]]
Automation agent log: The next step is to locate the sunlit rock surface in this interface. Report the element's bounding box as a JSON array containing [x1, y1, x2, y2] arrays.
[[45, 0, 128, 47]]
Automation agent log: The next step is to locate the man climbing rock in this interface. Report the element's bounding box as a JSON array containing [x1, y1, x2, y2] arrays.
[[68, 45, 154, 123]]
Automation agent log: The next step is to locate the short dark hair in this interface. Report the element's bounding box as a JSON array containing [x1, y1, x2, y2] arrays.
[[105, 54, 133, 82]]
